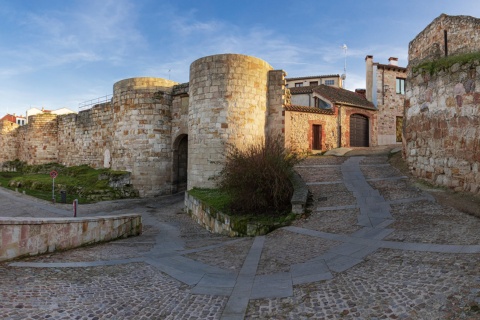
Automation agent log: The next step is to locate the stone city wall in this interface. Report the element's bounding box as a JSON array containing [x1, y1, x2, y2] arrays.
[[17, 113, 58, 165], [57, 103, 114, 168], [188, 54, 273, 189], [404, 59, 480, 194], [111, 77, 179, 197], [409, 14, 480, 66], [266, 70, 287, 140], [0, 214, 142, 262], [0, 120, 19, 163]]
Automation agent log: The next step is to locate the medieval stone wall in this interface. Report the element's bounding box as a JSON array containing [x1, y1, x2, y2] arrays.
[[0, 120, 19, 163], [18, 113, 58, 165], [405, 59, 480, 194], [188, 54, 273, 189], [266, 70, 287, 140], [112, 77, 179, 197], [57, 103, 114, 168], [409, 14, 480, 66]]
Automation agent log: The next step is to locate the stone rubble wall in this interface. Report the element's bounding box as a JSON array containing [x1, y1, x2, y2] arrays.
[[409, 14, 480, 67], [284, 111, 338, 152], [266, 70, 287, 140], [0, 214, 142, 262], [405, 59, 480, 194], [188, 54, 273, 189]]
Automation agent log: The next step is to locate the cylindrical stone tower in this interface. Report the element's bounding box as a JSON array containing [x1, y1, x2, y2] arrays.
[[111, 77, 178, 197], [188, 54, 273, 189]]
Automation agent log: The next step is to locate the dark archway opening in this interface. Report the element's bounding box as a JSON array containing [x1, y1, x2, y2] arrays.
[[172, 134, 188, 193]]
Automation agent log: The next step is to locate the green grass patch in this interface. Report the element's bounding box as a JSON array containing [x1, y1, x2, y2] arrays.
[[188, 187, 297, 235], [412, 51, 480, 75], [0, 162, 137, 204]]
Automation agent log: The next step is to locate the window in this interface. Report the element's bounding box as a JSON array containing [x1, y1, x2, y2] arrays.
[[396, 78, 405, 94], [309, 81, 319, 86], [325, 80, 335, 86], [295, 82, 303, 87]]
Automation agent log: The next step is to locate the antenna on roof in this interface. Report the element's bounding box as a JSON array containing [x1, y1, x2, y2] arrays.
[[341, 44, 347, 89]]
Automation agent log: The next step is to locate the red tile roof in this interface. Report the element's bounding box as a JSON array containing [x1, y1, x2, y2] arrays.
[[288, 85, 318, 94], [284, 105, 335, 115], [286, 74, 340, 81], [312, 85, 376, 110], [0, 114, 16, 123]]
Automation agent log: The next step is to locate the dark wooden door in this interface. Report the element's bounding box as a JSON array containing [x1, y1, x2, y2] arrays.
[[312, 125, 322, 150], [350, 114, 369, 147]]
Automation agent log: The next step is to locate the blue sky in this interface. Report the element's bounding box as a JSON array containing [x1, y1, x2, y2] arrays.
[[1, 0, 480, 116]]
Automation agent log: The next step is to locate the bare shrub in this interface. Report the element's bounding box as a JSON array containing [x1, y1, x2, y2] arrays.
[[218, 137, 302, 214]]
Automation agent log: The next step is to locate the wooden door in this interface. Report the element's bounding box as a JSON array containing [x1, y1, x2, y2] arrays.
[[312, 125, 322, 150], [350, 114, 369, 147]]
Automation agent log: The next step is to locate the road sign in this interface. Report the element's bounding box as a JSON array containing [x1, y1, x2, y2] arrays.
[[50, 170, 58, 179]]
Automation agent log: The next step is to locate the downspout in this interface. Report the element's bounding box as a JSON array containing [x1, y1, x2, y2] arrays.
[[382, 68, 385, 106], [337, 105, 342, 148]]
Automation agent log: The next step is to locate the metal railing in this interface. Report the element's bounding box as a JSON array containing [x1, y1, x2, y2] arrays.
[[78, 94, 113, 111]]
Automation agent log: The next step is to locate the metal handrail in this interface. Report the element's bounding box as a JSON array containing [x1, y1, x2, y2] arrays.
[[78, 94, 113, 111]]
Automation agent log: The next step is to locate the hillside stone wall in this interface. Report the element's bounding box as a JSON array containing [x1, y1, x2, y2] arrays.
[[188, 54, 273, 189]]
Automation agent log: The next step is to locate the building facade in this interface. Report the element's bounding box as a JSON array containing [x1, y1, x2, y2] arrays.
[[365, 56, 406, 145]]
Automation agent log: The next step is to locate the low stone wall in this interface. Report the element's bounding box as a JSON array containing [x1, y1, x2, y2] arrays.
[[0, 214, 142, 262]]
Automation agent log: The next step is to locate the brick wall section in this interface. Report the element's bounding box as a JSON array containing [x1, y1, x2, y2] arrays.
[[112, 77, 179, 197], [266, 70, 287, 140], [0, 120, 19, 163], [57, 103, 114, 168], [409, 14, 480, 66], [19, 113, 58, 165], [404, 59, 480, 194], [188, 54, 273, 189]]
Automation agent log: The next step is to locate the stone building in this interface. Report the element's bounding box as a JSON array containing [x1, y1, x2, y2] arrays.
[[365, 56, 406, 145], [404, 14, 480, 195], [286, 85, 376, 151], [285, 74, 342, 89]]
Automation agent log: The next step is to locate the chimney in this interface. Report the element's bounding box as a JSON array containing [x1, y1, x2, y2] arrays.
[[388, 57, 398, 66], [365, 55, 374, 102], [355, 89, 366, 98]]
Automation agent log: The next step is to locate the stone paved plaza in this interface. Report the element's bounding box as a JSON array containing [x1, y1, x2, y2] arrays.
[[1, 149, 480, 319]]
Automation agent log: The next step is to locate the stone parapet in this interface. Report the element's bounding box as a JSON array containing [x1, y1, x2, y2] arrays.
[[0, 214, 142, 262]]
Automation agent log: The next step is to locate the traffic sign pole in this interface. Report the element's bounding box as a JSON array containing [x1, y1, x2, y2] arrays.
[[50, 171, 58, 203]]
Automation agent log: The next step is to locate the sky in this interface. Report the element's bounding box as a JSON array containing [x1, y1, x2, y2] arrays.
[[1, 0, 480, 116]]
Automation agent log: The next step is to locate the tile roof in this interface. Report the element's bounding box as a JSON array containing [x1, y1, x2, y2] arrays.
[[284, 105, 335, 115], [376, 63, 407, 72], [286, 74, 340, 81], [0, 114, 16, 123], [312, 85, 376, 110], [288, 85, 317, 94]]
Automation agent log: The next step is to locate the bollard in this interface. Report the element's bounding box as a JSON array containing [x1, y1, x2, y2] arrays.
[[73, 199, 78, 217]]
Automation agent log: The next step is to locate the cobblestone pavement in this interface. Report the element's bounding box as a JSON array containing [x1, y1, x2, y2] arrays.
[[1, 148, 480, 319]]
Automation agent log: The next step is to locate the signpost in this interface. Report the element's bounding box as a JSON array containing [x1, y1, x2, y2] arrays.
[[50, 170, 58, 203]]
